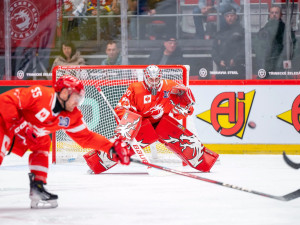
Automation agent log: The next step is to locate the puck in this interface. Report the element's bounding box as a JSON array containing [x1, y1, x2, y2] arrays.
[[248, 121, 256, 129]]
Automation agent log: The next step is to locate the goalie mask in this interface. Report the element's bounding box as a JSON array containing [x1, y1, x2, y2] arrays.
[[143, 65, 162, 96], [54, 75, 85, 107]]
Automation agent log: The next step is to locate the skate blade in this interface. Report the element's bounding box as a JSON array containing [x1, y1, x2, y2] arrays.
[[31, 199, 58, 209]]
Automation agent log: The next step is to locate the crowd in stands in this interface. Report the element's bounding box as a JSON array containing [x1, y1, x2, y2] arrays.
[[1, 0, 300, 80]]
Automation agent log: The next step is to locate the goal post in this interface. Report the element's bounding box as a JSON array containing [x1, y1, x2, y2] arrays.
[[52, 65, 190, 163]]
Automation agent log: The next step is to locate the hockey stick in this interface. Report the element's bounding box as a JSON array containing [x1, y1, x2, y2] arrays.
[[96, 86, 152, 169], [283, 151, 300, 169], [131, 158, 300, 201]]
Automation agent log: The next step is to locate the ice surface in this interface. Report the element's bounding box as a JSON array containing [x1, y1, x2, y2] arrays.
[[1, 153, 300, 225]]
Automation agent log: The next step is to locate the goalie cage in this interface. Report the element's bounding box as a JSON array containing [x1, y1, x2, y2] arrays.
[[52, 65, 191, 164]]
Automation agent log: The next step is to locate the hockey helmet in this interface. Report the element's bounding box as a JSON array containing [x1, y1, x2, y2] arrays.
[[54, 75, 85, 105], [143, 65, 162, 95]]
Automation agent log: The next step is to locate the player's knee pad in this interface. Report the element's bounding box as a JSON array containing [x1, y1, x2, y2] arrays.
[[83, 150, 117, 174], [155, 115, 219, 172], [135, 119, 159, 148]]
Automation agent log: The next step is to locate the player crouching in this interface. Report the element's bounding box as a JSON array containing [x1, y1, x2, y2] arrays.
[[84, 65, 219, 174], [0, 75, 130, 209]]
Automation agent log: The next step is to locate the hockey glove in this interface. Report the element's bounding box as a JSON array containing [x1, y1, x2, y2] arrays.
[[170, 84, 195, 106], [110, 137, 131, 165], [170, 84, 195, 120], [11, 118, 37, 146]]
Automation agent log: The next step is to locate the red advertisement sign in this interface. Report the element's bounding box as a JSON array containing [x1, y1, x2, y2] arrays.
[[197, 90, 256, 139]]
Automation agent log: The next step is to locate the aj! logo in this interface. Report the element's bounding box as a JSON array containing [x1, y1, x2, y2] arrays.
[[277, 95, 300, 132], [196, 91, 255, 138]]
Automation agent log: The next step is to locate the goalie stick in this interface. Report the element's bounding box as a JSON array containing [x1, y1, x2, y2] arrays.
[[131, 158, 300, 201], [96, 86, 152, 169], [283, 151, 300, 169]]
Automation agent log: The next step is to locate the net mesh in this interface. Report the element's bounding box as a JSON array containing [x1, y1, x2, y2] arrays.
[[53, 65, 188, 163]]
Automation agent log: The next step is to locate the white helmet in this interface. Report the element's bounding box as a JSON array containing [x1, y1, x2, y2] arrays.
[[143, 65, 162, 95]]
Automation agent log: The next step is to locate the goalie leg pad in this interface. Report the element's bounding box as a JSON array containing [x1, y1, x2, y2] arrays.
[[84, 150, 117, 174], [115, 110, 142, 140], [155, 115, 219, 172], [135, 119, 159, 148]]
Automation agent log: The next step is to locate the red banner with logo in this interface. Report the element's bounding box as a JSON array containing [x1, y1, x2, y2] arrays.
[[0, 0, 58, 49]]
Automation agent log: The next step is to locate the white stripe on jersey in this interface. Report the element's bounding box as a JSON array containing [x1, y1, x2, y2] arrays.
[[65, 124, 86, 133]]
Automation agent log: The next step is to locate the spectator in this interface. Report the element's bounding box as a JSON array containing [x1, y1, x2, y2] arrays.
[[147, 0, 178, 39], [147, 35, 184, 65], [51, 41, 85, 73], [101, 40, 129, 65], [193, 0, 241, 39], [136, 0, 177, 40], [69, 0, 90, 41], [211, 6, 245, 79], [128, 0, 138, 39], [89, 0, 121, 40], [62, 0, 80, 40], [253, 5, 296, 77]]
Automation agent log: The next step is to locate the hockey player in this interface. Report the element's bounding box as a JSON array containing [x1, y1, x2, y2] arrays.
[[85, 65, 219, 174], [0, 75, 130, 209]]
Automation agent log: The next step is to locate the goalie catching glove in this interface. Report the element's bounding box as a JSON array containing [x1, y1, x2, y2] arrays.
[[170, 84, 195, 119]]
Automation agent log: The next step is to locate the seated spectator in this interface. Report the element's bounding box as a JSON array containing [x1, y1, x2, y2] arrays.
[[253, 5, 296, 77], [128, 0, 138, 39], [147, 35, 184, 65], [135, 0, 177, 40], [69, 0, 90, 41], [62, 0, 80, 40], [89, 0, 121, 40], [211, 6, 245, 79], [101, 40, 129, 65], [70, 0, 120, 41], [193, 0, 241, 39], [51, 41, 85, 73]]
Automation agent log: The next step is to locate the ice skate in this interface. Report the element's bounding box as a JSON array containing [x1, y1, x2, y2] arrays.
[[29, 173, 58, 209]]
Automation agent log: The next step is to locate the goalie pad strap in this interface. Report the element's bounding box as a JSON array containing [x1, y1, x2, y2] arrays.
[[155, 115, 219, 172]]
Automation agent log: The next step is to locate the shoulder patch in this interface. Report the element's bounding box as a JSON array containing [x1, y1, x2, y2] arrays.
[[58, 116, 70, 127], [163, 90, 170, 98]]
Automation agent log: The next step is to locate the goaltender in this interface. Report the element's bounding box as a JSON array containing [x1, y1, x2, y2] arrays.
[[85, 65, 219, 174]]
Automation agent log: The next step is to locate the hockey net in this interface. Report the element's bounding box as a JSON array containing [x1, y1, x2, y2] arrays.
[[52, 65, 189, 164]]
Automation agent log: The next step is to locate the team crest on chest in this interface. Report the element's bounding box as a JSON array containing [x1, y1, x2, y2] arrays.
[[144, 95, 151, 104], [58, 116, 70, 127], [35, 108, 50, 122], [163, 91, 170, 98]]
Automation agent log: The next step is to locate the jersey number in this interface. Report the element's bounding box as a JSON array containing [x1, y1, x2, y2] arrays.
[[31, 87, 42, 98]]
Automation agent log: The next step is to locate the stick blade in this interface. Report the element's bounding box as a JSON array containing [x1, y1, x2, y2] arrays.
[[283, 151, 300, 169], [280, 189, 300, 201]]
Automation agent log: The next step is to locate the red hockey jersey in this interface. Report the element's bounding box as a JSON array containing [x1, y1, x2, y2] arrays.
[[0, 85, 113, 153], [115, 79, 191, 124]]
